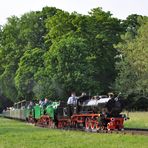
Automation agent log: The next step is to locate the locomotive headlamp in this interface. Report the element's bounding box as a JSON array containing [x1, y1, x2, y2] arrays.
[[111, 118, 115, 121]]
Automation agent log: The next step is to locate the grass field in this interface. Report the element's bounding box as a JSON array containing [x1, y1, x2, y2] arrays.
[[0, 117, 148, 148], [124, 112, 148, 129]]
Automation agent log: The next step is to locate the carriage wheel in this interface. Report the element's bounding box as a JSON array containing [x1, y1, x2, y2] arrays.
[[48, 118, 54, 128], [28, 116, 35, 124], [42, 116, 48, 126], [37, 116, 49, 127]]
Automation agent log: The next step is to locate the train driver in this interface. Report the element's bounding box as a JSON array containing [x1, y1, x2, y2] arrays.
[[67, 92, 78, 106], [67, 92, 78, 116]]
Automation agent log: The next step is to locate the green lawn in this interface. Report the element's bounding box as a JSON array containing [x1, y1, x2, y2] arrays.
[[124, 112, 148, 129], [0, 117, 147, 148]]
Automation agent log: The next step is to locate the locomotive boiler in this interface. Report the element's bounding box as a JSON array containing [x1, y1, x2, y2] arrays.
[[77, 93, 123, 117]]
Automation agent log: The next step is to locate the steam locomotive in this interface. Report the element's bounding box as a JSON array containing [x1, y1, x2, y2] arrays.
[[2, 93, 126, 131]]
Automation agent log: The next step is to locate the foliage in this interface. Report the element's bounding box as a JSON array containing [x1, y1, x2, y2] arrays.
[[44, 33, 99, 97], [0, 6, 147, 109], [45, 7, 124, 94], [0, 10, 48, 101], [122, 14, 142, 38], [0, 16, 20, 101], [0, 95, 13, 113], [15, 48, 45, 100], [115, 17, 148, 98], [86, 8, 123, 91]]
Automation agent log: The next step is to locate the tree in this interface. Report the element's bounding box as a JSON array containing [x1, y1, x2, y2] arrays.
[[44, 33, 99, 97], [45, 10, 77, 42], [0, 8, 54, 101], [15, 48, 45, 100], [85, 8, 123, 92], [45, 7, 124, 94], [0, 16, 20, 101], [115, 16, 148, 98], [122, 14, 142, 38]]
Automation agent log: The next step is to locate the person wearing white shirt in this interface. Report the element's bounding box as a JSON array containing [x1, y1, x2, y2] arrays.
[[67, 92, 78, 116], [67, 92, 77, 105]]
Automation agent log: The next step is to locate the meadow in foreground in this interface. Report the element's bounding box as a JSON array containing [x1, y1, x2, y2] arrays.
[[0, 117, 148, 148], [124, 112, 148, 129]]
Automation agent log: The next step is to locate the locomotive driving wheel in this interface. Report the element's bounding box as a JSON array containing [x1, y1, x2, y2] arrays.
[[94, 122, 99, 130], [58, 121, 63, 129], [91, 119, 99, 130], [85, 117, 91, 130]]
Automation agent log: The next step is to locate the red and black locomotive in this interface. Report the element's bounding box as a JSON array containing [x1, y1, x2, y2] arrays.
[[56, 93, 126, 130]]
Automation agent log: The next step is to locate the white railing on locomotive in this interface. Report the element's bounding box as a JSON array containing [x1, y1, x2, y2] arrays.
[[83, 96, 111, 106]]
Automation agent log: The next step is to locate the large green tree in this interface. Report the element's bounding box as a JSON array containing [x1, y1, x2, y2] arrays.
[[83, 8, 123, 92], [45, 8, 124, 94], [0, 8, 56, 101], [115, 17, 148, 97], [0, 16, 20, 100], [44, 33, 98, 97], [15, 48, 45, 99]]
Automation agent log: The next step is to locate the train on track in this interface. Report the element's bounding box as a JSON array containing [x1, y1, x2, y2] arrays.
[[2, 93, 127, 131]]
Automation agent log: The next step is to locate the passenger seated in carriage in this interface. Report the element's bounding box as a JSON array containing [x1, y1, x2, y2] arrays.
[[39, 98, 51, 107], [39, 99, 44, 107], [44, 98, 48, 105], [27, 101, 34, 109]]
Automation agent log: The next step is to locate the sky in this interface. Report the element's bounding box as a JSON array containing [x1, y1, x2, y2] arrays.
[[0, 0, 148, 25]]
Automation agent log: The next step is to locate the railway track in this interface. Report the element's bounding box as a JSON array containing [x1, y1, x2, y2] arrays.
[[123, 128, 148, 135], [95, 128, 148, 135], [35, 124, 148, 136], [1, 115, 148, 136], [54, 125, 148, 136], [90, 128, 148, 135]]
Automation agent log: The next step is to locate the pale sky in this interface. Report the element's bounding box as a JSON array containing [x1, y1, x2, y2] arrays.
[[0, 0, 148, 25]]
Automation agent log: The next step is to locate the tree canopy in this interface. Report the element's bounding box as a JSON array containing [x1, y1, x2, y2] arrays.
[[115, 16, 148, 98], [0, 7, 147, 111]]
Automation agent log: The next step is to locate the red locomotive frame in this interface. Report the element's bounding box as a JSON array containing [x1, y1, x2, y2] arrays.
[[57, 113, 124, 130]]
